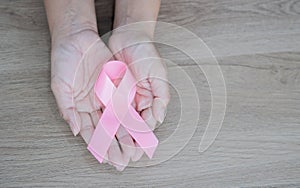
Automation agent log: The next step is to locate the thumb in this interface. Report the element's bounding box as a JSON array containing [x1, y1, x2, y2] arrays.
[[51, 77, 81, 136], [149, 60, 170, 123]]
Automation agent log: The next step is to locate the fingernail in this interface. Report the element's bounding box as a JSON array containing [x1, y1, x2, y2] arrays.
[[141, 109, 156, 127], [107, 160, 125, 171], [145, 115, 157, 130], [103, 154, 109, 163], [80, 130, 89, 144], [153, 98, 166, 123], [70, 120, 80, 136], [148, 121, 157, 131], [80, 126, 93, 144], [132, 147, 144, 162], [157, 108, 166, 124], [115, 164, 126, 171]]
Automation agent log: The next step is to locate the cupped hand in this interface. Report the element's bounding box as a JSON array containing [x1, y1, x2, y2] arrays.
[[50, 29, 141, 171], [109, 31, 170, 130], [108, 30, 170, 164]]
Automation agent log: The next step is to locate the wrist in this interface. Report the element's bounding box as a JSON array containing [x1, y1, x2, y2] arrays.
[[112, 0, 160, 38], [44, 0, 98, 41], [108, 29, 154, 56], [51, 20, 98, 43], [113, 20, 157, 39]]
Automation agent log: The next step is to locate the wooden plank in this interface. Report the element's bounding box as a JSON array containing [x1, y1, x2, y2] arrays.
[[0, 0, 299, 187]]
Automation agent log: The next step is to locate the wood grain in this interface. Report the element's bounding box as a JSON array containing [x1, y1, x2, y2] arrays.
[[0, 0, 299, 187]]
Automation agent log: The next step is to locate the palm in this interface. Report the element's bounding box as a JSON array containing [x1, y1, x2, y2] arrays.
[[51, 30, 111, 138]]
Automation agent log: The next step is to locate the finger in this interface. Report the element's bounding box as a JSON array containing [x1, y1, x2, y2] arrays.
[[79, 112, 94, 144], [131, 142, 144, 162], [136, 93, 153, 112], [60, 107, 81, 136], [149, 61, 170, 123], [116, 127, 136, 160], [90, 90, 104, 112], [136, 80, 152, 94], [90, 111, 101, 128], [102, 153, 109, 164], [80, 125, 94, 144], [141, 107, 157, 130], [108, 137, 126, 171], [132, 100, 137, 110], [152, 98, 168, 124]]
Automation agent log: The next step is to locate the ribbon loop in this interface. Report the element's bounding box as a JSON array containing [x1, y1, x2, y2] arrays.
[[87, 61, 159, 163]]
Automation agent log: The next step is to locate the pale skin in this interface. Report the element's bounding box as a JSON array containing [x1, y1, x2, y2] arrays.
[[44, 0, 170, 171]]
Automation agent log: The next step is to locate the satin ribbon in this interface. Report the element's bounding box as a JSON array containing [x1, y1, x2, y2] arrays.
[[87, 61, 158, 163]]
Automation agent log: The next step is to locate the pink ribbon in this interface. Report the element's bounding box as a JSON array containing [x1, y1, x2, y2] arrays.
[[87, 61, 158, 163]]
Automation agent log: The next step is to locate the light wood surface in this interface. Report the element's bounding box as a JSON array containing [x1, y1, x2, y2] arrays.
[[1, 0, 299, 187]]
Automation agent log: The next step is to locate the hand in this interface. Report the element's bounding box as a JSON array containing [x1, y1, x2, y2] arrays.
[[50, 29, 142, 171], [109, 31, 170, 132], [44, 0, 152, 171]]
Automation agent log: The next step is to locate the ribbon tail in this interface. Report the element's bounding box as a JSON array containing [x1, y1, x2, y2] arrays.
[[87, 120, 112, 163], [87, 104, 120, 163], [123, 107, 159, 159], [126, 128, 159, 159]]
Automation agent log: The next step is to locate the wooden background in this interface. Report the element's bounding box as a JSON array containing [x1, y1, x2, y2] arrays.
[[1, 0, 300, 187]]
